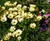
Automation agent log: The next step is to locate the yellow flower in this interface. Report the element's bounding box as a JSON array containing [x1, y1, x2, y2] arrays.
[[36, 16, 42, 21], [29, 7, 35, 12], [17, 36, 21, 41], [4, 1, 10, 6], [12, 29, 22, 37], [10, 26, 16, 32], [18, 18, 24, 22], [15, 29, 22, 37], [11, 19, 18, 25], [7, 13, 14, 19], [4, 33, 12, 40], [30, 23, 36, 28], [21, 12, 27, 18], [26, 12, 33, 18], [1, 17, 7, 22]]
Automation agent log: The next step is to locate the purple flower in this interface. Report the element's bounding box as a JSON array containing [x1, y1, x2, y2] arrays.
[[45, 14, 50, 18], [39, 27, 45, 31], [44, 20, 49, 24]]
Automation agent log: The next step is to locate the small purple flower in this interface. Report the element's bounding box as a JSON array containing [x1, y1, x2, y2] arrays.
[[44, 20, 49, 24], [45, 14, 50, 18], [39, 27, 46, 31]]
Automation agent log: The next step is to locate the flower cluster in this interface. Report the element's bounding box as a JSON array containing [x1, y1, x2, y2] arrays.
[[0, 1, 50, 41]]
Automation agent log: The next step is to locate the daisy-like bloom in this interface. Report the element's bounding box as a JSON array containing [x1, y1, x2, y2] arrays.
[[29, 7, 35, 12], [17, 36, 21, 41], [9, 26, 16, 32], [4, 33, 12, 40], [26, 12, 33, 19], [36, 16, 42, 21], [21, 12, 27, 18], [18, 18, 24, 22], [12, 29, 22, 37], [30, 23, 36, 28], [11, 19, 18, 25], [4, 1, 11, 6], [1, 17, 7, 22], [7, 13, 14, 19], [15, 29, 22, 37]]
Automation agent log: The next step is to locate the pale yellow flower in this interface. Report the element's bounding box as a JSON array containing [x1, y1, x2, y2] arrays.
[[26, 12, 33, 18], [17, 36, 21, 41], [10, 26, 16, 32], [30, 23, 36, 28], [36, 16, 42, 21], [1, 17, 7, 22], [4, 33, 12, 40], [29, 7, 35, 12], [11, 19, 18, 25], [7, 13, 14, 19], [18, 18, 24, 22]]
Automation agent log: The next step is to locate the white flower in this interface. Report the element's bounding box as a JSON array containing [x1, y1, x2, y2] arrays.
[[1, 17, 7, 22], [26, 13, 33, 18], [36, 16, 42, 21], [21, 13, 27, 18], [7, 13, 14, 19], [12, 29, 22, 37], [17, 36, 21, 41], [30, 23, 36, 28], [4, 1, 10, 6], [30, 4, 36, 7], [11, 19, 18, 25], [29, 7, 35, 12], [4, 33, 12, 40], [10, 26, 16, 32], [18, 18, 24, 22], [15, 29, 22, 37], [42, 9, 45, 13]]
